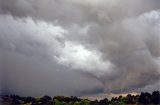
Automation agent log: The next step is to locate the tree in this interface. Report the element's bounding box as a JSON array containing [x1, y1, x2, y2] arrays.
[[151, 91, 160, 104], [10, 95, 22, 104], [40, 95, 52, 104], [139, 92, 151, 104], [99, 98, 109, 105], [79, 100, 90, 105], [54, 99, 62, 105], [74, 101, 80, 105], [90, 100, 99, 105]]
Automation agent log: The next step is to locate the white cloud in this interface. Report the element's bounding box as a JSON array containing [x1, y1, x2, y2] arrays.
[[54, 41, 113, 77]]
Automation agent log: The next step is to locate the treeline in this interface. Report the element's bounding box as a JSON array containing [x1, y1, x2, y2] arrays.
[[1, 91, 160, 105]]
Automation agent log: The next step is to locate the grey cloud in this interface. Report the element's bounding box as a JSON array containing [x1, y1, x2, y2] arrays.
[[1, 50, 103, 96], [0, 0, 160, 96], [1, 0, 160, 25], [0, 14, 104, 96], [85, 11, 160, 93]]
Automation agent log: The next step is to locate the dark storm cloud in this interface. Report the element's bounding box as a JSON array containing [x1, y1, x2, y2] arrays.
[[0, 0, 160, 96], [1, 0, 160, 25], [1, 49, 102, 96], [87, 11, 160, 93], [0, 14, 103, 96]]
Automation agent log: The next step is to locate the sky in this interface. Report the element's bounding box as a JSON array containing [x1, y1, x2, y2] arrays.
[[0, 0, 160, 97]]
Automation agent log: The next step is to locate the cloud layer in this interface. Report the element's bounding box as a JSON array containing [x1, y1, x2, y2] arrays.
[[0, 0, 160, 96]]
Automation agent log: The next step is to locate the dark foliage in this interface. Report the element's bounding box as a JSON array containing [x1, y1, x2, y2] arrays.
[[139, 91, 160, 105], [0, 91, 160, 105]]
